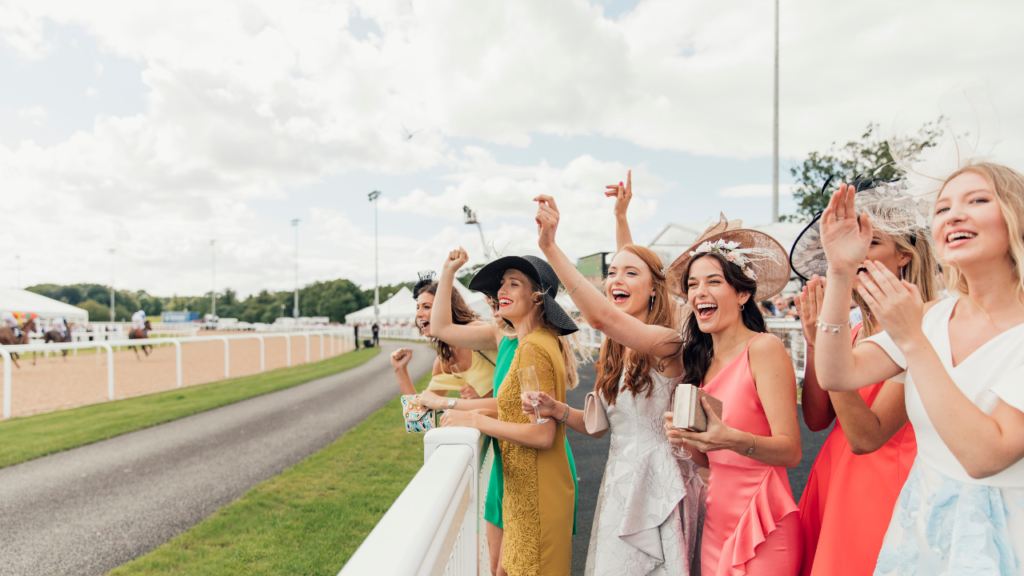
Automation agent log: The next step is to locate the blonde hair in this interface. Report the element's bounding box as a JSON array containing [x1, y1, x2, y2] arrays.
[[854, 227, 939, 336], [937, 163, 1024, 302], [525, 280, 592, 390]]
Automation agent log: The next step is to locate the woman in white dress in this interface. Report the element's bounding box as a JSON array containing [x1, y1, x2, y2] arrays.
[[527, 181, 705, 576], [814, 164, 1024, 573]]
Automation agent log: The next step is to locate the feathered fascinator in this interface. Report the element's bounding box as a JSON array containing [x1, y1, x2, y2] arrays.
[[412, 270, 436, 299]]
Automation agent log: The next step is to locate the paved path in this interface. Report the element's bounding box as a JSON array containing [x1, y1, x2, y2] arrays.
[[566, 364, 831, 576], [0, 341, 433, 576]]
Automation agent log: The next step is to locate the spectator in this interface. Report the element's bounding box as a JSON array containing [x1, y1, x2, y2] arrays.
[[372, 322, 380, 346], [353, 324, 359, 350], [759, 300, 774, 316]]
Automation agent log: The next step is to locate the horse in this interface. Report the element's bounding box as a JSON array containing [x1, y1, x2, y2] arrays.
[[0, 318, 37, 368], [43, 327, 71, 361], [128, 320, 153, 359]]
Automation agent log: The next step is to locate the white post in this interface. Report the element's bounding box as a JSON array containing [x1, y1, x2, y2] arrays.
[[174, 340, 182, 388], [303, 333, 310, 363], [320, 334, 325, 360], [257, 335, 265, 372], [103, 343, 114, 400], [219, 336, 230, 379], [1, 346, 11, 419]]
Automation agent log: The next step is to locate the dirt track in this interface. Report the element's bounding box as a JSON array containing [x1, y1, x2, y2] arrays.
[[6, 335, 353, 418]]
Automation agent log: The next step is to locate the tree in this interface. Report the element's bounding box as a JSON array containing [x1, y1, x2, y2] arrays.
[[76, 299, 110, 321], [783, 120, 944, 222]]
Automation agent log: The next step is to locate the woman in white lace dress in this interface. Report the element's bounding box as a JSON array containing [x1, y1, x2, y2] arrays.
[[528, 180, 705, 575], [814, 166, 1024, 573]]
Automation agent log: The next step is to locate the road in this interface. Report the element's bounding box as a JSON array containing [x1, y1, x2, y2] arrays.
[[566, 364, 832, 576], [0, 341, 433, 576]]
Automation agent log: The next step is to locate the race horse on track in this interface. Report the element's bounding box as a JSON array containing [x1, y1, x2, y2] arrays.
[[43, 327, 71, 360], [128, 320, 153, 359], [0, 317, 38, 368]]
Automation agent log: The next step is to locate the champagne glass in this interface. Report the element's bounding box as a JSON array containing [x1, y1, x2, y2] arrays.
[[669, 386, 692, 460], [518, 366, 549, 425]]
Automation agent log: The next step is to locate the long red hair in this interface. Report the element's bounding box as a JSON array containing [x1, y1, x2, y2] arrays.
[[595, 245, 673, 404]]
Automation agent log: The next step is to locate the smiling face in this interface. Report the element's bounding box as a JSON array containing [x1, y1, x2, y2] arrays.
[[605, 250, 656, 319], [686, 255, 751, 334], [933, 171, 1009, 271], [853, 232, 912, 286], [497, 269, 543, 326], [415, 291, 435, 337]]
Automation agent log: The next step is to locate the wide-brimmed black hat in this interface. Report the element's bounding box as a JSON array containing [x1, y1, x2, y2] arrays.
[[468, 255, 578, 336]]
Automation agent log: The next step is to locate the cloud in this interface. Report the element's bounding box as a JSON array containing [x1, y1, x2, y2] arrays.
[[84, 87, 98, 98], [17, 105, 47, 125], [719, 184, 795, 198]]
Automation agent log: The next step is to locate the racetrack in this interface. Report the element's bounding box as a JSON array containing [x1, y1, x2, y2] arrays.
[[5, 334, 353, 417], [0, 340, 432, 576]]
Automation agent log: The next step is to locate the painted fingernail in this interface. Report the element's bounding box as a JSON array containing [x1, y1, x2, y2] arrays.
[[619, 182, 624, 186]]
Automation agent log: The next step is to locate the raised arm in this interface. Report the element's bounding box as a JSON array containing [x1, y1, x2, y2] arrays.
[[605, 170, 634, 250], [815, 183, 904, 391], [430, 248, 502, 351], [795, 275, 835, 431], [534, 195, 681, 363]]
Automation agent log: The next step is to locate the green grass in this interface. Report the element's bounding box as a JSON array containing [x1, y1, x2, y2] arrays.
[[0, 347, 380, 469], [107, 372, 431, 576]]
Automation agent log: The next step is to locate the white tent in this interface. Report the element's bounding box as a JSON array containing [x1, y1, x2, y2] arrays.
[[0, 288, 89, 324], [344, 282, 493, 325]]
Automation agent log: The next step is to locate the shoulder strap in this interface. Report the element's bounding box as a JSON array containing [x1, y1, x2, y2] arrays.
[[476, 350, 496, 366]]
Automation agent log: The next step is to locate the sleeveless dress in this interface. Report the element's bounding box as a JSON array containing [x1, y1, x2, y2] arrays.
[[427, 349, 498, 396], [498, 329, 575, 576], [485, 337, 579, 533], [586, 368, 706, 575], [798, 325, 917, 576], [865, 297, 1024, 574], [700, 335, 803, 576]]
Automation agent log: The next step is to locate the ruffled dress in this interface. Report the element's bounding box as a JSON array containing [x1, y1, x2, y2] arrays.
[[865, 297, 1024, 574], [701, 335, 803, 576], [586, 369, 706, 575], [797, 325, 917, 576]]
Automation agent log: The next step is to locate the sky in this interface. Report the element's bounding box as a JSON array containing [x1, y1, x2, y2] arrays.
[[2, 0, 1024, 299]]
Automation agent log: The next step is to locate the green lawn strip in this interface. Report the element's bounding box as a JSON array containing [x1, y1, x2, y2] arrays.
[[0, 347, 380, 469], [108, 372, 431, 576]]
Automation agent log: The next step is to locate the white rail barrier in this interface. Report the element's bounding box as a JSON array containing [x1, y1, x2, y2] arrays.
[[340, 427, 490, 576], [0, 328, 357, 420]]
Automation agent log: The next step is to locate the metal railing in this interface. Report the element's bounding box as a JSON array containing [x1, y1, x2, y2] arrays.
[[340, 428, 491, 576], [0, 327, 356, 420]]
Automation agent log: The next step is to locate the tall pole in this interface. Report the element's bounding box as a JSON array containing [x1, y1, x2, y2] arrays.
[[211, 239, 216, 317], [368, 191, 381, 323], [771, 0, 780, 223], [109, 249, 116, 322], [291, 219, 300, 318]]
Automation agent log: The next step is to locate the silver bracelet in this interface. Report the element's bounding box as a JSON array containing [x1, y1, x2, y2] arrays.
[[566, 277, 583, 295], [447, 397, 458, 410], [816, 319, 852, 334], [555, 402, 571, 423]]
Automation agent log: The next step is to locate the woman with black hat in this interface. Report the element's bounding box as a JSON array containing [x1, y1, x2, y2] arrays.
[[431, 249, 585, 576], [534, 195, 804, 576]]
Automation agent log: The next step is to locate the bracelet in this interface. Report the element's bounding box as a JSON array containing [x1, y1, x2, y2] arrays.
[[447, 398, 458, 410], [745, 432, 756, 456], [816, 319, 852, 334], [555, 402, 571, 423], [566, 277, 583, 296]]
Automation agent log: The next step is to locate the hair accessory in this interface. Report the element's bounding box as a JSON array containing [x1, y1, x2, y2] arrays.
[[690, 239, 759, 280], [816, 319, 853, 334], [412, 270, 437, 299]]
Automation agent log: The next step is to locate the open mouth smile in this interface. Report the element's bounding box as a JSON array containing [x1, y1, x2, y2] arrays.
[[696, 302, 718, 320], [945, 230, 977, 248], [611, 289, 631, 304], [499, 298, 513, 308]]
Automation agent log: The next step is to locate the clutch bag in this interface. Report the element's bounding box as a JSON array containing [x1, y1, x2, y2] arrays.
[[672, 384, 723, 433], [583, 391, 608, 434], [401, 394, 444, 434]]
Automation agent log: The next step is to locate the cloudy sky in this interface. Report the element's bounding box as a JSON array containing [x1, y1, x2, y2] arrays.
[[2, 0, 1023, 298]]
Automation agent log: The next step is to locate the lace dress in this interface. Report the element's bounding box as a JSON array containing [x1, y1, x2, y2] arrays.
[[586, 369, 706, 575], [865, 297, 1024, 574], [498, 328, 575, 576]]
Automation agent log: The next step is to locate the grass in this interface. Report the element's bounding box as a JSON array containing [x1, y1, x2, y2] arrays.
[[107, 372, 431, 576], [0, 347, 380, 469]]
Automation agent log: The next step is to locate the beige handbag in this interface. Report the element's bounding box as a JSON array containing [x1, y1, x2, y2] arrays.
[[583, 391, 609, 434]]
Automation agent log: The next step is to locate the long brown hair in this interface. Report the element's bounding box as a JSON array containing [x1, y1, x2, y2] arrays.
[[415, 282, 478, 368], [595, 245, 673, 404]]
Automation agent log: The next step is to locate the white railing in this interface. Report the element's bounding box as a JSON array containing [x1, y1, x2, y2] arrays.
[[340, 427, 491, 576], [0, 327, 357, 420], [765, 318, 806, 382]]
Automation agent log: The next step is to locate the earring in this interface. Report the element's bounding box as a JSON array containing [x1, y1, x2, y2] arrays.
[[739, 303, 745, 311], [900, 266, 905, 280], [649, 296, 655, 311]]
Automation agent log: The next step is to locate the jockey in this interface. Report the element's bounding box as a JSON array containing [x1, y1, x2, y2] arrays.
[[53, 316, 69, 340], [1, 311, 17, 329], [131, 310, 147, 331]]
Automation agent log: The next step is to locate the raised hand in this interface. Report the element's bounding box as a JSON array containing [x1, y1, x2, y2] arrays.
[[796, 275, 826, 346], [856, 261, 926, 349], [605, 170, 632, 219], [534, 194, 561, 250], [443, 247, 470, 275], [390, 348, 413, 370], [820, 182, 873, 275]]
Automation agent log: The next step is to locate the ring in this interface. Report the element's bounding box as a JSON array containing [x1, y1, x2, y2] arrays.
[[836, 216, 846, 220]]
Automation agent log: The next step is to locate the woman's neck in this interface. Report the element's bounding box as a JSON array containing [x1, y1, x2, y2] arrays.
[[709, 317, 754, 356], [511, 312, 543, 342], [958, 257, 1024, 319]]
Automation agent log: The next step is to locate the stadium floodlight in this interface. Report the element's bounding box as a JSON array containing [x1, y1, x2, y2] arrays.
[[368, 191, 381, 322], [291, 220, 300, 318], [463, 205, 490, 261]]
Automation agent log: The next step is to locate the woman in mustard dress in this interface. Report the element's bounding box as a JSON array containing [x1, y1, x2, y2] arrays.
[[440, 254, 587, 576]]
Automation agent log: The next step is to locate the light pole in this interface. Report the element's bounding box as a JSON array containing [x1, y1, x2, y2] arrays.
[[291, 219, 300, 318], [109, 248, 116, 322], [368, 191, 381, 323], [211, 239, 216, 317], [771, 0, 780, 223], [463, 206, 490, 261]]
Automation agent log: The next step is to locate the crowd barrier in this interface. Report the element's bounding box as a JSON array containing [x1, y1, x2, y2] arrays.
[[0, 327, 356, 420], [340, 428, 491, 576]]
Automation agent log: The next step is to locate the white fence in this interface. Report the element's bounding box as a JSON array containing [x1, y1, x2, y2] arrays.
[[0, 327, 357, 420], [340, 427, 491, 576]]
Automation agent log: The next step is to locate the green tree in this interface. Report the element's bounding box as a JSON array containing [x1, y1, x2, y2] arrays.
[[783, 120, 944, 223], [76, 299, 110, 321]]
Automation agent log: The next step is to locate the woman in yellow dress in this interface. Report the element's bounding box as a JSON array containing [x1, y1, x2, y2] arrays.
[[440, 254, 586, 576]]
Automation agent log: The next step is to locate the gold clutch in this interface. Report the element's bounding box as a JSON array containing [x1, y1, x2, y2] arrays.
[[672, 384, 723, 433]]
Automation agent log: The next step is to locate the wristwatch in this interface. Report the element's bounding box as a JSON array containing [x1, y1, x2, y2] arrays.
[[447, 398, 458, 410]]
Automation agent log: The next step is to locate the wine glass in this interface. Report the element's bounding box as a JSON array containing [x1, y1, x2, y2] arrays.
[[518, 366, 549, 425], [669, 387, 692, 460]]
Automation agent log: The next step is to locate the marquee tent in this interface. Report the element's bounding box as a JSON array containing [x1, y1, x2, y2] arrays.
[[0, 288, 89, 324], [344, 283, 492, 325]]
